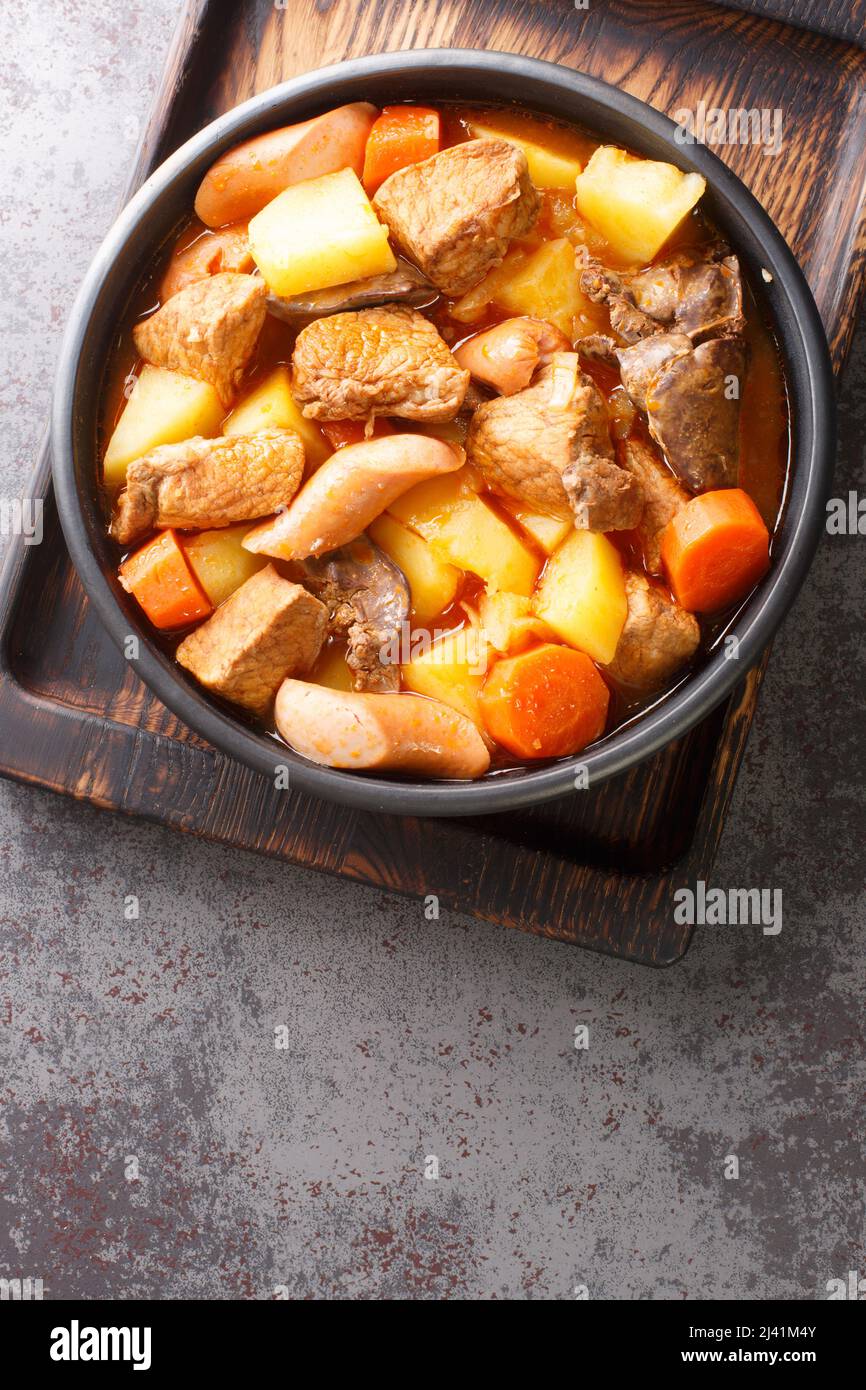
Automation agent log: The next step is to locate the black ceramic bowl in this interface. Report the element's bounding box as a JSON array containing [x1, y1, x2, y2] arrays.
[[52, 49, 834, 816]]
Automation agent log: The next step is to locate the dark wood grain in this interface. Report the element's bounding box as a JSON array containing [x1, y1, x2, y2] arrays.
[[1, 0, 864, 965], [716, 0, 865, 48]]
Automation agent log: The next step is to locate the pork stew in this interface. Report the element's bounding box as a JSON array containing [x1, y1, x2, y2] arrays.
[[101, 101, 789, 781]]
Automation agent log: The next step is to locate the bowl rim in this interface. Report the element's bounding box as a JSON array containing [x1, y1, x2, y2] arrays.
[[51, 47, 835, 817]]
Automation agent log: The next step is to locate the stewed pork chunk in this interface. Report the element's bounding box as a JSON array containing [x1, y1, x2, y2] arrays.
[[575, 246, 745, 343], [291, 306, 469, 422], [606, 571, 700, 690], [467, 352, 643, 530], [617, 331, 746, 491], [111, 429, 304, 545], [643, 336, 746, 491], [176, 565, 327, 715], [133, 271, 267, 407], [373, 139, 540, 296], [618, 438, 690, 575], [295, 538, 410, 694], [628, 254, 745, 342], [616, 333, 693, 412], [576, 246, 745, 346]]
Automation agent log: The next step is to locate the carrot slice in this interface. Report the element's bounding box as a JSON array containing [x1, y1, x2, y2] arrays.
[[660, 488, 770, 613], [362, 106, 441, 194], [319, 417, 396, 450], [479, 643, 610, 760], [119, 529, 213, 631]]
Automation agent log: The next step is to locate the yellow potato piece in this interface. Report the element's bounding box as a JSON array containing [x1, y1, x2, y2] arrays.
[[249, 167, 396, 297], [386, 467, 479, 528], [311, 641, 354, 693], [103, 365, 224, 490], [452, 239, 599, 337], [389, 471, 539, 596], [402, 627, 489, 730], [503, 503, 573, 555], [467, 119, 583, 188], [224, 365, 329, 468], [450, 247, 532, 324], [478, 591, 551, 653], [533, 530, 627, 665], [182, 524, 266, 607], [367, 513, 460, 625], [575, 146, 706, 265]]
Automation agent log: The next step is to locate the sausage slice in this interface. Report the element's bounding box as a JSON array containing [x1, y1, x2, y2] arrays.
[[275, 681, 491, 779], [243, 434, 463, 560]]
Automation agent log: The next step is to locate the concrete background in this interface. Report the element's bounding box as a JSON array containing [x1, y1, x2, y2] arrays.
[[0, 1, 862, 1300]]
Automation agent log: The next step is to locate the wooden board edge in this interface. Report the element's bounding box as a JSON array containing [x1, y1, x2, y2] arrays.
[[0, 653, 696, 963]]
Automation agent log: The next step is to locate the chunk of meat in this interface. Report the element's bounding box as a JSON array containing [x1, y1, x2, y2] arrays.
[[176, 565, 327, 714], [617, 332, 693, 411], [295, 537, 410, 692], [609, 297, 660, 343], [575, 332, 619, 367], [467, 352, 642, 530], [563, 456, 644, 532], [454, 317, 571, 395], [606, 570, 700, 689], [291, 306, 468, 422], [674, 257, 744, 341], [629, 256, 744, 342], [133, 272, 267, 407], [373, 139, 539, 296], [619, 438, 690, 574], [243, 434, 463, 560], [625, 262, 680, 323], [159, 224, 253, 302], [111, 429, 304, 545], [274, 681, 491, 779], [574, 249, 625, 304], [646, 336, 745, 490], [576, 248, 660, 343], [577, 246, 744, 345]]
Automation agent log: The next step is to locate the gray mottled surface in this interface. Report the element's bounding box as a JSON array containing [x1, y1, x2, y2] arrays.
[[0, 1, 863, 1301]]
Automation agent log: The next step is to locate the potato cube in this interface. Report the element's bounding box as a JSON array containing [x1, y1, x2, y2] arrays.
[[575, 146, 706, 265], [386, 467, 478, 528], [450, 247, 531, 325], [402, 627, 489, 729], [367, 513, 460, 624], [452, 238, 602, 337], [248, 167, 396, 298], [479, 591, 552, 653], [533, 530, 627, 664], [224, 365, 330, 467], [426, 502, 539, 597], [503, 503, 573, 555], [103, 365, 224, 490], [389, 470, 539, 596], [311, 641, 354, 692], [182, 524, 266, 607], [467, 119, 583, 188]]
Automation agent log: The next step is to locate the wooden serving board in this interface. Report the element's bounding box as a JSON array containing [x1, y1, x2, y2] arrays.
[[1, 0, 864, 965]]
